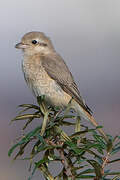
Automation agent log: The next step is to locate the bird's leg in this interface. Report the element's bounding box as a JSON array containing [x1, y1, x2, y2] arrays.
[[40, 109, 49, 136], [75, 116, 81, 133], [37, 96, 50, 136], [64, 97, 73, 116], [75, 116, 81, 145]]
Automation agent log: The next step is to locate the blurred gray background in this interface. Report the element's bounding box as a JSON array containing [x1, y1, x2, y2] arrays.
[[0, 0, 120, 179]]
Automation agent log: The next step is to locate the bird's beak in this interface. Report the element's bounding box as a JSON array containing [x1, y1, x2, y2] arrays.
[[15, 42, 28, 49]]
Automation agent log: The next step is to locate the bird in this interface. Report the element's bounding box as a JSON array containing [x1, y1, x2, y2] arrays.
[[15, 31, 108, 141]]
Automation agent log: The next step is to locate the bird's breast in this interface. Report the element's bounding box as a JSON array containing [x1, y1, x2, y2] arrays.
[[22, 57, 71, 107]]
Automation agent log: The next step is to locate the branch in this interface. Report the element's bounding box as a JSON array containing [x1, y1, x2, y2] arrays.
[[58, 148, 75, 180]]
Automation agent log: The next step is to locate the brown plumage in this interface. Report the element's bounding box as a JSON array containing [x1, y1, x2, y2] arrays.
[[41, 53, 92, 114], [15, 31, 108, 142]]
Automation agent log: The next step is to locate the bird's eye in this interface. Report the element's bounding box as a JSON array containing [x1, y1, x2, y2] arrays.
[[32, 40, 38, 44]]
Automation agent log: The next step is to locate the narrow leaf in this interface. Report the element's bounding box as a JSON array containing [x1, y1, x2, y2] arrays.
[[60, 121, 75, 126], [108, 158, 120, 164], [87, 160, 102, 178], [19, 104, 40, 110], [76, 175, 95, 179], [28, 158, 49, 180], [78, 169, 94, 175], [111, 146, 120, 155], [11, 114, 40, 122]]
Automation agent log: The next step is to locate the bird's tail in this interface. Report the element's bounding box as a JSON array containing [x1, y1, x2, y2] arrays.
[[71, 100, 108, 142]]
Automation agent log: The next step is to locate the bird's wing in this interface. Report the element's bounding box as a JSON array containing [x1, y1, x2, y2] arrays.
[[41, 53, 92, 114]]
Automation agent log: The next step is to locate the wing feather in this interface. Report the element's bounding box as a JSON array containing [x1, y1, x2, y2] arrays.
[[41, 53, 92, 114]]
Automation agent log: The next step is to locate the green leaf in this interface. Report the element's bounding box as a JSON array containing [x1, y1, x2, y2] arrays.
[[106, 134, 114, 141], [87, 160, 102, 178], [54, 126, 71, 141], [93, 134, 106, 149], [60, 121, 75, 126], [96, 126, 103, 129], [36, 134, 45, 144], [18, 107, 33, 115], [57, 114, 76, 120], [112, 175, 120, 180], [114, 141, 120, 148], [95, 156, 103, 165], [76, 175, 95, 179], [8, 138, 29, 157], [8, 126, 41, 156], [22, 118, 34, 130], [18, 104, 40, 110], [86, 149, 102, 160], [107, 139, 113, 152], [31, 140, 41, 154], [8, 143, 22, 157], [28, 158, 49, 180], [108, 158, 120, 164], [78, 169, 94, 175], [37, 144, 48, 152], [11, 114, 40, 122], [53, 106, 61, 112], [22, 111, 41, 130], [84, 143, 103, 150], [23, 126, 41, 140], [66, 141, 85, 155], [96, 146, 104, 155], [35, 158, 49, 167], [104, 172, 120, 176], [111, 146, 120, 155], [9, 101, 120, 180], [70, 130, 89, 138], [13, 141, 30, 160]]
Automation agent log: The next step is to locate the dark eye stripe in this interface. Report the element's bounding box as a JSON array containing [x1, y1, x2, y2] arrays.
[[40, 43, 47, 46]]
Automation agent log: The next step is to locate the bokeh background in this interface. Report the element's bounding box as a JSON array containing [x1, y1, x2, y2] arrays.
[[0, 0, 120, 179]]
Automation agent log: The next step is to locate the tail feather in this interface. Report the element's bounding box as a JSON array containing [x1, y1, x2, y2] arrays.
[[72, 100, 108, 142], [82, 109, 108, 142]]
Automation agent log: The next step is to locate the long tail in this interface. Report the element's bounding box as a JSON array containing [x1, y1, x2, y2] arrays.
[[82, 108, 108, 142], [72, 101, 108, 142]]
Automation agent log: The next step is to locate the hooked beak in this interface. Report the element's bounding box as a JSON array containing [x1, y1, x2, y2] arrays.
[[15, 42, 29, 49]]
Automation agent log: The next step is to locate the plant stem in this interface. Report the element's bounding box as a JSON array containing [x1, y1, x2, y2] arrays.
[[58, 148, 75, 180]]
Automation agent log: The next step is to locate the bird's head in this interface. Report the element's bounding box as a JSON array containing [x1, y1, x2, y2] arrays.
[[15, 31, 54, 55]]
